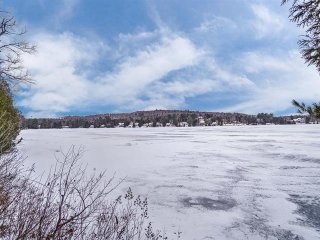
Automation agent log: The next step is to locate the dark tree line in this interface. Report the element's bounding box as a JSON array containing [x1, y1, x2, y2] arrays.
[[22, 112, 303, 129]]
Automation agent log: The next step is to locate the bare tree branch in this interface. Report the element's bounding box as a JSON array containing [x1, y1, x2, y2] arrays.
[[0, 11, 36, 87]]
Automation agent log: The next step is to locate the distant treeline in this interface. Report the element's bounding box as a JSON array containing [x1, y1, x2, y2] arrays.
[[22, 110, 308, 129]]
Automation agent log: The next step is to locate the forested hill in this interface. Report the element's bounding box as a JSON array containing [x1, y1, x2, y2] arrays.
[[22, 110, 307, 129]]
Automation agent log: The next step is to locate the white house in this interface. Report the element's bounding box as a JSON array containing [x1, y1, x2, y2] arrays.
[[179, 122, 189, 127], [198, 117, 205, 126], [211, 122, 218, 126], [293, 117, 305, 124], [156, 122, 163, 127]]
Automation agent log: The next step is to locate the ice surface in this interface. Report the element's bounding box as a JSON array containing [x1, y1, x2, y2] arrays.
[[18, 125, 320, 239]]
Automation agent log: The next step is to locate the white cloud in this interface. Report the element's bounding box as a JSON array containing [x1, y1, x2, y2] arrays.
[[20, 28, 257, 117], [12, 0, 320, 117], [241, 51, 292, 73], [21, 29, 316, 117], [196, 16, 237, 33], [208, 62, 254, 89], [93, 35, 204, 104], [158, 79, 219, 96], [19, 33, 101, 117], [22, 20, 273, 117], [114, 54, 255, 111], [48, 0, 79, 25], [139, 78, 220, 110], [251, 4, 285, 38], [59, 0, 79, 19], [118, 31, 158, 43], [223, 50, 320, 114], [19, 31, 212, 116]]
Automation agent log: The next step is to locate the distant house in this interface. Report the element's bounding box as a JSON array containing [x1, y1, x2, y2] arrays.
[[232, 121, 245, 126], [142, 122, 153, 127], [118, 123, 125, 128], [211, 122, 218, 126], [179, 122, 189, 127], [62, 126, 69, 129], [156, 122, 163, 127], [198, 117, 205, 126], [284, 118, 295, 124], [293, 118, 305, 124]]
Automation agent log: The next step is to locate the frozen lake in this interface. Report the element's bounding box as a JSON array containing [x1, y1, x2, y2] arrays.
[[19, 125, 320, 240]]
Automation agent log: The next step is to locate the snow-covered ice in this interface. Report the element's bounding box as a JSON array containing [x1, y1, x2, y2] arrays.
[[18, 125, 320, 239]]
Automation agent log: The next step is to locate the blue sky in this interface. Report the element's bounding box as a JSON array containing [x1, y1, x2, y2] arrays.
[[2, 0, 320, 117]]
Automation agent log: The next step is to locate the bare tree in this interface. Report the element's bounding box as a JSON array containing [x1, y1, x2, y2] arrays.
[[0, 11, 36, 86], [0, 146, 167, 240]]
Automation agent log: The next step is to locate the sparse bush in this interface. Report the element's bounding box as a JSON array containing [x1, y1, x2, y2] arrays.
[[0, 146, 168, 240]]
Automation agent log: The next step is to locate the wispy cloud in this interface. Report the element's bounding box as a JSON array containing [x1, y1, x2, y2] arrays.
[[20, 27, 256, 117], [223, 50, 320, 114], [195, 16, 237, 33], [13, 0, 320, 117], [251, 4, 285, 38], [94, 34, 203, 104], [19, 30, 206, 116], [19, 33, 102, 117], [52, 0, 79, 25]]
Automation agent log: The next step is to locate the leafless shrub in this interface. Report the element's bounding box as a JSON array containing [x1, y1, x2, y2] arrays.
[[0, 146, 171, 240]]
